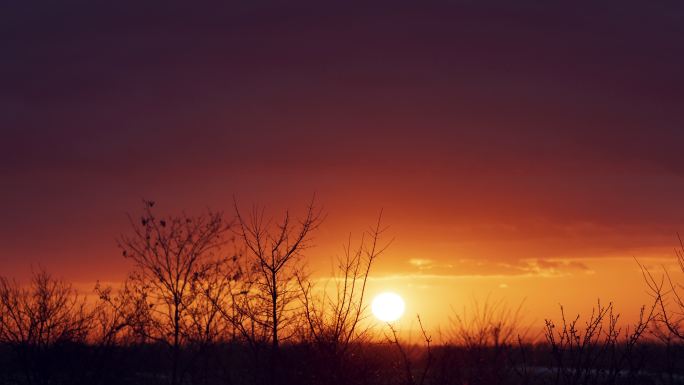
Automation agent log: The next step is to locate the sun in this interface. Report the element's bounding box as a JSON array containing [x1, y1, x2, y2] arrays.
[[371, 292, 405, 322]]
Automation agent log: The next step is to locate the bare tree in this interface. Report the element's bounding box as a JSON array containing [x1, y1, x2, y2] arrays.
[[429, 297, 529, 385], [386, 315, 433, 385], [233, 198, 322, 352], [543, 300, 655, 385], [448, 296, 528, 349], [297, 212, 389, 380], [0, 269, 92, 348], [93, 279, 151, 347], [640, 236, 684, 344], [0, 269, 93, 384], [184, 260, 235, 347], [118, 200, 232, 385]]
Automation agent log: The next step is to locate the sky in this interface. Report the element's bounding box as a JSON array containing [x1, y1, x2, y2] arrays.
[[2, 0, 684, 327]]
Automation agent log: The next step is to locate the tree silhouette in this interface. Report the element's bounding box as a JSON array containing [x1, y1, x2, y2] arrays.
[[0, 269, 93, 384], [297, 212, 389, 382], [118, 200, 232, 385], [233, 198, 322, 353]]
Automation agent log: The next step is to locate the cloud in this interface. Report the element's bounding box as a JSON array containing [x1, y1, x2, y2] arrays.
[[520, 259, 592, 277], [409, 258, 434, 267], [402, 256, 593, 278]]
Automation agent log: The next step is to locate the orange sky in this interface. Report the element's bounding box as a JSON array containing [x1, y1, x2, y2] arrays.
[[7, 192, 683, 329]]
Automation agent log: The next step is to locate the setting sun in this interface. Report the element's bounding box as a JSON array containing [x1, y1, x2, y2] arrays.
[[371, 292, 405, 322]]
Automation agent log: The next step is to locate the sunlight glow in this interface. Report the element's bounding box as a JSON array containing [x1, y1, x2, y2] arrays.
[[371, 292, 405, 322]]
